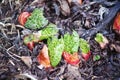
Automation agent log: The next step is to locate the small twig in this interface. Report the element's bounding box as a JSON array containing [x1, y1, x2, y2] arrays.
[[1, 29, 9, 39], [16, 25, 25, 29], [9, 59, 15, 66], [0, 22, 5, 27], [0, 8, 2, 16], [1, 23, 22, 41], [16, 73, 38, 80], [91, 75, 101, 80], [9, 0, 13, 11], [5, 23, 12, 27], [7, 45, 21, 61], [11, 23, 16, 33], [1, 0, 5, 3], [81, 2, 96, 8], [17, 29, 20, 40], [2, 17, 12, 22]]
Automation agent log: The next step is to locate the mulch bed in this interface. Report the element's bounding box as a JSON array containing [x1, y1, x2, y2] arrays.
[[0, 0, 120, 80]]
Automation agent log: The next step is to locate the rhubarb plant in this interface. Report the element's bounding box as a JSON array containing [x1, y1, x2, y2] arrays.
[[95, 33, 108, 49], [40, 23, 58, 40], [63, 31, 80, 65], [23, 34, 37, 50], [47, 37, 64, 67], [23, 23, 58, 50], [95, 33, 104, 43], [79, 38, 91, 61], [63, 31, 79, 54], [25, 8, 48, 30]]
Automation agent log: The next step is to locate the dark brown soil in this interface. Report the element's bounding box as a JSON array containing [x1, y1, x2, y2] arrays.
[[0, 0, 120, 80]]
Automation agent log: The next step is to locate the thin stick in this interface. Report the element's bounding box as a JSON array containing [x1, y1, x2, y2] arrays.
[[7, 45, 21, 61]]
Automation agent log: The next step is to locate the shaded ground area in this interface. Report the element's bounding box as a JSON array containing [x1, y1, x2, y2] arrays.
[[0, 0, 120, 80]]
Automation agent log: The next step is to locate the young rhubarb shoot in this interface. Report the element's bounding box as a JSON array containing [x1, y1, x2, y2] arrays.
[[62, 52, 80, 66], [63, 31, 79, 54], [39, 23, 58, 40], [18, 12, 31, 26], [25, 8, 48, 30], [32, 23, 58, 41], [63, 31, 80, 65], [93, 55, 101, 61], [23, 34, 36, 50], [47, 37, 64, 67], [79, 38, 91, 61], [95, 33, 109, 49], [113, 12, 120, 34]]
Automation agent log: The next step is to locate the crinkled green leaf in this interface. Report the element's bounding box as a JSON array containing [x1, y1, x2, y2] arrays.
[[79, 38, 90, 54], [64, 31, 79, 54], [24, 34, 34, 44], [25, 8, 48, 30], [40, 23, 58, 40], [48, 37, 64, 67], [95, 33, 104, 43]]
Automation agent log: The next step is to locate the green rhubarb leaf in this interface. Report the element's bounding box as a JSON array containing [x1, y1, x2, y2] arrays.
[[48, 37, 64, 67], [95, 33, 104, 43], [40, 23, 58, 40], [79, 38, 90, 54], [63, 31, 79, 54], [25, 8, 48, 30], [24, 34, 34, 44]]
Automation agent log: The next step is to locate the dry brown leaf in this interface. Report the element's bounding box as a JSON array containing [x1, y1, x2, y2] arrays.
[[21, 56, 32, 68], [64, 64, 81, 80], [58, 0, 70, 16], [68, 0, 82, 5], [111, 44, 120, 53], [37, 45, 51, 68]]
